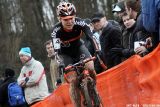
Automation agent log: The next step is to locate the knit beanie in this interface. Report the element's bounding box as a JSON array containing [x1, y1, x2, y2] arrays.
[[19, 47, 31, 57]]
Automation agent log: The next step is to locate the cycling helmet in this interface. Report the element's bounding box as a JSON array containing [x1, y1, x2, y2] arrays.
[[56, 1, 76, 17]]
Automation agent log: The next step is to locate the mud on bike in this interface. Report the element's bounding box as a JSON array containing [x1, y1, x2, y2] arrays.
[[59, 55, 105, 107]]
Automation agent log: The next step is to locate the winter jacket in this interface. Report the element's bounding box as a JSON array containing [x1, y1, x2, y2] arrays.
[[17, 58, 49, 105], [141, 0, 160, 47], [0, 77, 15, 107], [141, 0, 159, 33], [122, 16, 150, 58], [100, 22, 122, 69]]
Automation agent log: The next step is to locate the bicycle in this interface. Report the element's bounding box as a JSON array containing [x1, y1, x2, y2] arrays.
[[52, 37, 106, 107], [63, 55, 104, 107]]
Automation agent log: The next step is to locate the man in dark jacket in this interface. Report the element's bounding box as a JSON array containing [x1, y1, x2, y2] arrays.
[[0, 68, 28, 107], [91, 12, 122, 69], [0, 68, 16, 107]]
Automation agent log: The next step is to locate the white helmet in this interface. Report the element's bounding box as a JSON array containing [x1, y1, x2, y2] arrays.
[[56, 1, 76, 17]]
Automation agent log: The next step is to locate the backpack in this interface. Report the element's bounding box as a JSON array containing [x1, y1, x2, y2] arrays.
[[8, 82, 26, 106]]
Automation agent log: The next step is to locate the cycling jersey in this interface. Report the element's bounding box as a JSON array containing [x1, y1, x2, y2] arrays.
[[51, 17, 98, 65]]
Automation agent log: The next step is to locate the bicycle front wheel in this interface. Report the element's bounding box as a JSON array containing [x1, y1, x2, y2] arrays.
[[91, 86, 103, 107], [82, 78, 92, 107], [84, 78, 104, 107]]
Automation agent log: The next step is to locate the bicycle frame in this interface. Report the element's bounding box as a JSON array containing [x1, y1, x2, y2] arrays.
[[64, 56, 96, 83], [63, 56, 104, 107]]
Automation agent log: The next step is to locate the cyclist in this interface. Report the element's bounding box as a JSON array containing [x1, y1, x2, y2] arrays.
[[51, 1, 100, 107]]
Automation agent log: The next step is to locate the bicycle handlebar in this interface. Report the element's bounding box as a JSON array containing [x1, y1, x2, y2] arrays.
[[64, 54, 107, 71], [65, 56, 96, 71]]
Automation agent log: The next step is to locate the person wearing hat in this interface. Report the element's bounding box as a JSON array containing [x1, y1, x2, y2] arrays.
[[112, 1, 126, 18], [17, 47, 49, 106], [91, 12, 122, 69], [112, 1, 126, 32], [52, 1, 101, 107], [18, 47, 32, 64]]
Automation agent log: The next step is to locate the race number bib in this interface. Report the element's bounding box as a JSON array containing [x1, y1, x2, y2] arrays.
[[53, 38, 61, 49]]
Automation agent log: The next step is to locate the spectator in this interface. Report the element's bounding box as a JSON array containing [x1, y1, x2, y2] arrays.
[[122, 13, 149, 57], [124, 0, 153, 55], [124, 0, 141, 20], [112, 1, 125, 17], [17, 47, 49, 106], [121, 13, 136, 49], [112, 1, 126, 32], [44, 40, 63, 90], [112, 1, 126, 21], [111, 12, 150, 59], [0, 68, 27, 107], [91, 12, 122, 69], [125, 0, 142, 34]]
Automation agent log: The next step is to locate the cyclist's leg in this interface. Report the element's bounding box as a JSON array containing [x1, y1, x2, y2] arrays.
[[77, 44, 97, 81], [60, 54, 81, 107], [77, 45, 102, 106]]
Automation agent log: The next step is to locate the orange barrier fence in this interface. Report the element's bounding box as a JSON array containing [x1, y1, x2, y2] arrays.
[[32, 43, 160, 107]]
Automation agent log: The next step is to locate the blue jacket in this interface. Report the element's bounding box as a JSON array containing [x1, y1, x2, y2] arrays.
[[141, 0, 160, 33]]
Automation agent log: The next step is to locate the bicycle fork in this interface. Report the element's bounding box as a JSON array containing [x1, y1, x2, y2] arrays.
[[81, 70, 103, 107]]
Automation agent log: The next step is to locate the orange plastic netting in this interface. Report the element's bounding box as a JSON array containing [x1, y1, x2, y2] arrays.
[[32, 43, 160, 107]]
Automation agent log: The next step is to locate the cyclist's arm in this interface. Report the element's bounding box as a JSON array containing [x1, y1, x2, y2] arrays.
[[51, 23, 61, 38], [82, 24, 100, 52]]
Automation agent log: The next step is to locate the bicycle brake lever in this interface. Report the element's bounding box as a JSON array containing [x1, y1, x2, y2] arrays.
[[96, 54, 107, 70]]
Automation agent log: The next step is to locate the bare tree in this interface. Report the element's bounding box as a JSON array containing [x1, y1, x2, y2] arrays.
[[0, 0, 119, 81]]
